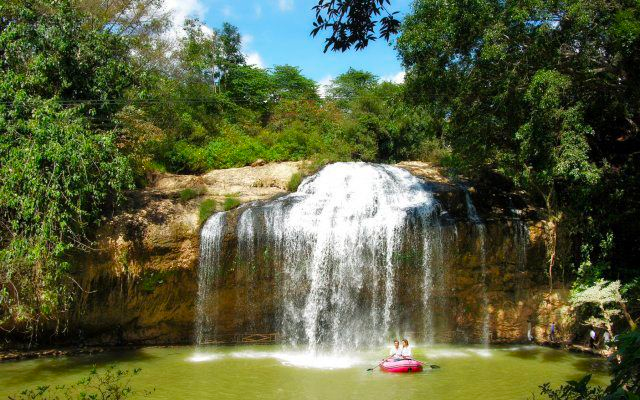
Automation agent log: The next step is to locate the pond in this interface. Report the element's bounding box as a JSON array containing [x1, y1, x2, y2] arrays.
[[0, 344, 609, 400]]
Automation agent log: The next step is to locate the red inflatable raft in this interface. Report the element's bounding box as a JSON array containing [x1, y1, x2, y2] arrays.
[[380, 358, 424, 373]]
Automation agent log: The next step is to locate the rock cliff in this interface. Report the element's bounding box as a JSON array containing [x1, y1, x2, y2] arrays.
[[42, 161, 573, 346]]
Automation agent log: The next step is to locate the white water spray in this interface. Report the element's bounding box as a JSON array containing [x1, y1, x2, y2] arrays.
[[237, 163, 441, 353], [194, 212, 226, 345]]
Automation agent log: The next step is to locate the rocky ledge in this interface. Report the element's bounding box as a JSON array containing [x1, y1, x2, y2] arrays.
[[2, 161, 574, 349]]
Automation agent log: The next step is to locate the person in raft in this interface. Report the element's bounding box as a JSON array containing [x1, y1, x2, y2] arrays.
[[389, 339, 402, 358], [401, 339, 412, 358]]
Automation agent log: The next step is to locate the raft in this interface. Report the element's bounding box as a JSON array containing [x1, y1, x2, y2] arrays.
[[380, 358, 423, 373]]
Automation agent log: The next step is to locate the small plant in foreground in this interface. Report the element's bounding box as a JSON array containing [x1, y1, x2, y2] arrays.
[[199, 199, 217, 224], [9, 365, 152, 400], [223, 196, 241, 211], [287, 172, 303, 191], [179, 187, 204, 202]]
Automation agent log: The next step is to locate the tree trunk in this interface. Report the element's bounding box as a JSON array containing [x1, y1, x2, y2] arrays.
[[621, 302, 637, 331]]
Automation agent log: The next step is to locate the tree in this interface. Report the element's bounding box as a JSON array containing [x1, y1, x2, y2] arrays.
[[397, 0, 640, 290], [218, 22, 245, 71], [327, 68, 378, 102], [224, 65, 274, 115], [571, 280, 637, 335], [0, 0, 136, 334], [177, 18, 219, 85], [271, 65, 319, 101], [311, 0, 400, 52]]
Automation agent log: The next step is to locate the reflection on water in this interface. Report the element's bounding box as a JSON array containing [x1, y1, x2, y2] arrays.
[[0, 345, 610, 400]]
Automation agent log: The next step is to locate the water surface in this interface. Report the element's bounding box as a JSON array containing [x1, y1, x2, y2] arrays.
[[0, 344, 609, 399]]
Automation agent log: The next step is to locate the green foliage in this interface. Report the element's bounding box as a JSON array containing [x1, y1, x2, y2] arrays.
[[608, 330, 640, 397], [535, 375, 606, 400], [9, 365, 149, 400], [198, 199, 217, 225], [534, 330, 640, 399], [271, 65, 319, 101], [287, 173, 303, 192], [570, 280, 635, 334], [398, 0, 640, 290], [327, 68, 378, 106], [223, 196, 241, 211], [179, 187, 204, 202], [0, 0, 136, 333], [140, 271, 172, 293]]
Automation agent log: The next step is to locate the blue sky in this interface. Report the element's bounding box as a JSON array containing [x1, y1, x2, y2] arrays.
[[164, 0, 413, 86]]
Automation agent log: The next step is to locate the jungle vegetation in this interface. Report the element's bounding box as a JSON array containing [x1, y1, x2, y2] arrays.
[[0, 0, 638, 368]]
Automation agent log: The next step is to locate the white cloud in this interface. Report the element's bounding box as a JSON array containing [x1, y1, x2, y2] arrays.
[[278, 0, 294, 11], [254, 4, 263, 18], [200, 24, 214, 36], [163, 0, 206, 34], [380, 71, 406, 84], [246, 52, 265, 68], [317, 75, 333, 98], [242, 34, 254, 47], [222, 5, 233, 17]]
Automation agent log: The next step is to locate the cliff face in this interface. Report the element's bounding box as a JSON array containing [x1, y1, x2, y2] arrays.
[[54, 161, 571, 346], [66, 162, 305, 345]]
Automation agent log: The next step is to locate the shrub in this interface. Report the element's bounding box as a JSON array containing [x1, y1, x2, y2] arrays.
[[179, 187, 203, 202], [10, 365, 151, 399], [287, 173, 303, 191], [199, 199, 217, 224], [534, 375, 605, 400], [223, 196, 241, 211]]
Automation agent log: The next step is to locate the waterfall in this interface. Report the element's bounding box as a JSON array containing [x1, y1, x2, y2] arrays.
[[512, 210, 529, 296], [464, 189, 490, 345], [235, 163, 442, 352], [194, 212, 226, 345], [194, 162, 509, 351]]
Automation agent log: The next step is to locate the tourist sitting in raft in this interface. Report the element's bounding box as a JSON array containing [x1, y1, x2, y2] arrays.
[[401, 339, 412, 358], [386, 339, 413, 360], [389, 339, 402, 358]]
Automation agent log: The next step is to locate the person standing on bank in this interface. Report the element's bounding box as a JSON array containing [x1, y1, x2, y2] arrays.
[[549, 322, 556, 342], [589, 328, 597, 348], [603, 330, 611, 349]]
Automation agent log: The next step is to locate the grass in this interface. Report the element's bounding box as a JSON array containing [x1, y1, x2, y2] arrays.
[[179, 187, 204, 202], [199, 199, 217, 224], [223, 196, 241, 211], [287, 172, 303, 192]]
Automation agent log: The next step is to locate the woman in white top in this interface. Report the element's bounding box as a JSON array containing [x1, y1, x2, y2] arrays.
[[389, 339, 402, 358], [401, 339, 412, 358]]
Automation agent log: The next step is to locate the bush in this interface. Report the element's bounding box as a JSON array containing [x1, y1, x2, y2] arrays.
[[607, 330, 640, 397], [533, 330, 640, 400], [10, 365, 150, 400], [534, 375, 605, 400], [223, 196, 241, 211], [179, 187, 204, 202], [198, 199, 217, 224], [287, 173, 303, 191]]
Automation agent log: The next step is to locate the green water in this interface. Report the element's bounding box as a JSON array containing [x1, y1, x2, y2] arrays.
[[0, 345, 609, 399]]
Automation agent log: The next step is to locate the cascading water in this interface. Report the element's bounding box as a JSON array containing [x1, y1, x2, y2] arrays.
[[234, 163, 443, 353], [194, 212, 226, 345], [194, 162, 529, 353], [464, 189, 491, 346]]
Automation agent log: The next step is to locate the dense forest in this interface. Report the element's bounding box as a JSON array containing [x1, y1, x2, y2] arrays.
[[0, 0, 638, 362]]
